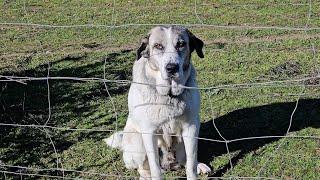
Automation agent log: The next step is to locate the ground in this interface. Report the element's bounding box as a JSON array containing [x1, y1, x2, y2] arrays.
[[0, 0, 320, 179]]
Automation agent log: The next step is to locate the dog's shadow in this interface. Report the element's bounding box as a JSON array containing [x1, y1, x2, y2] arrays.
[[198, 99, 320, 176]]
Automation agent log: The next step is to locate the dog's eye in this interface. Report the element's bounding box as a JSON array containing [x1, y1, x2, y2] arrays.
[[176, 41, 186, 49], [154, 43, 164, 50]]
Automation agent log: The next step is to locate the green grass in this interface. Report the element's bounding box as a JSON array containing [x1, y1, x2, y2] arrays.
[[0, 0, 320, 179]]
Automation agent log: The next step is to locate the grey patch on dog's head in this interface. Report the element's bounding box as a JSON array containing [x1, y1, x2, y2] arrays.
[[186, 29, 204, 58], [136, 35, 150, 60]]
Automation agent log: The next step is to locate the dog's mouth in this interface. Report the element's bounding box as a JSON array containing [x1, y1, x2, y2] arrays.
[[155, 70, 185, 97], [156, 79, 184, 97], [167, 73, 179, 80], [167, 79, 184, 97]]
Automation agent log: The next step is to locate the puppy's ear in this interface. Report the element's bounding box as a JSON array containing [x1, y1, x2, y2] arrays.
[[136, 35, 150, 60], [187, 29, 204, 58]]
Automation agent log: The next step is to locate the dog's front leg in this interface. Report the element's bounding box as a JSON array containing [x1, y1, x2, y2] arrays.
[[141, 129, 162, 180], [182, 121, 199, 180]]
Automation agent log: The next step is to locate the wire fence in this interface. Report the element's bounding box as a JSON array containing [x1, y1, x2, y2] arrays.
[[1, 0, 320, 179]]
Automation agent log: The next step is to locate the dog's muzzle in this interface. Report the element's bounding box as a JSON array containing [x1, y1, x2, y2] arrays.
[[165, 63, 179, 78]]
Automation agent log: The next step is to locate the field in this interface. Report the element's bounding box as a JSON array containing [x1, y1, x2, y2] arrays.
[[0, 0, 320, 179]]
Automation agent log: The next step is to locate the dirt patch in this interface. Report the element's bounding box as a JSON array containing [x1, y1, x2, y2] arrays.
[[304, 70, 320, 85], [270, 61, 301, 77], [211, 40, 227, 49], [60, 52, 87, 61], [82, 42, 101, 49]]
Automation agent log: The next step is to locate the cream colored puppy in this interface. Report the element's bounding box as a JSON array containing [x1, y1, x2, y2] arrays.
[[105, 26, 211, 180]]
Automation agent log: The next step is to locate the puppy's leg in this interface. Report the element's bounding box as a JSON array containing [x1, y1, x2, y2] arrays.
[[141, 129, 162, 180], [182, 121, 199, 180], [158, 136, 176, 171], [175, 139, 186, 166]]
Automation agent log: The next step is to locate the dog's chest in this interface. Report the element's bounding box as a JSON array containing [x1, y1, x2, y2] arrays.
[[130, 88, 188, 124]]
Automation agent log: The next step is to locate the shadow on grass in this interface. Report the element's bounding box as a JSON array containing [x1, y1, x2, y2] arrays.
[[198, 99, 320, 177], [0, 50, 134, 174]]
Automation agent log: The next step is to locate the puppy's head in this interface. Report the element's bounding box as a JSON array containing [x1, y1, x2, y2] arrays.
[[136, 26, 204, 96]]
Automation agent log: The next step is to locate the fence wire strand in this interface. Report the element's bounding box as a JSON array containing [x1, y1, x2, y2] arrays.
[[1, 22, 320, 31]]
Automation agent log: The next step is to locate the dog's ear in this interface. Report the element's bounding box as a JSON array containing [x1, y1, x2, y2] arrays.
[[136, 35, 150, 60], [187, 29, 204, 58]]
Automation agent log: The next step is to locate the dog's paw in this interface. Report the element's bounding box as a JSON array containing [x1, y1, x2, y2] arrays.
[[197, 163, 211, 174]]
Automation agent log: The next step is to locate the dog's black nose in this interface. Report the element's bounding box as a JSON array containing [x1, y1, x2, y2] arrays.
[[166, 63, 179, 74]]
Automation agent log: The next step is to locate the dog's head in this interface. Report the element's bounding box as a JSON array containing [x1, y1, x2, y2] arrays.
[[136, 26, 204, 96]]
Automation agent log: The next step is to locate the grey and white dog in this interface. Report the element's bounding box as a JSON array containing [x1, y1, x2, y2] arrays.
[[105, 26, 211, 180]]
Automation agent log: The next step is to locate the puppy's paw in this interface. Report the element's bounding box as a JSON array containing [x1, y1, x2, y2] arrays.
[[197, 163, 211, 174]]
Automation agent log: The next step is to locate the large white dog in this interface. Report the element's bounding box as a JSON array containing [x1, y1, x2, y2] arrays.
[[105, 26, 211, 179]]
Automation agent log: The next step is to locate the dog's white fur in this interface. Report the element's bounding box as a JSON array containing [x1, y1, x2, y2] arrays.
[[104, 26, 211, 179]]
